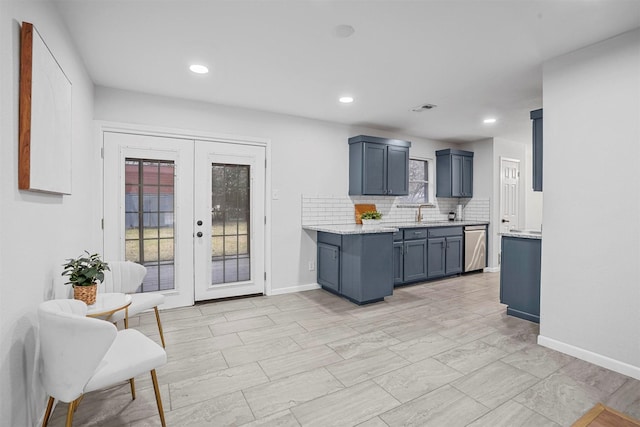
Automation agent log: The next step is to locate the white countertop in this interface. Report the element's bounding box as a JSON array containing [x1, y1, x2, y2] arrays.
[[303, 221, 489, 235], [501, 230, 542, 240]]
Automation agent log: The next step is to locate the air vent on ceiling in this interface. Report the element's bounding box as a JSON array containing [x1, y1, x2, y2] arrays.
[[411, 104, 437, 112]]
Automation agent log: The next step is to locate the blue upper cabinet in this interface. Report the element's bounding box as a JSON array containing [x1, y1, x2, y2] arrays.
[[436, 149, 474, 198], [349, 135, 411, 196], [531, 109, 543, 192]]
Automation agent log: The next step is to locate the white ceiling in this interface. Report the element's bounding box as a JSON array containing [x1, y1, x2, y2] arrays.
[[53, 0, 640, 143]]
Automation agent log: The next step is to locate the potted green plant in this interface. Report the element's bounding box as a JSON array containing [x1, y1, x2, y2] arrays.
[[360, 210, 383, 226], [62, 251, 110, 305]]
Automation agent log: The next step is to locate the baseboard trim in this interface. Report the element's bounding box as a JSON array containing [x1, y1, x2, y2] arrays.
[[538, 335, 640, 380], [268, 283, 321, 296]]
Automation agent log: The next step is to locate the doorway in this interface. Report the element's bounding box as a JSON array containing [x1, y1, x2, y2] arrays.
[[103, 130, 267, 309], [499, 157, 520, 234]]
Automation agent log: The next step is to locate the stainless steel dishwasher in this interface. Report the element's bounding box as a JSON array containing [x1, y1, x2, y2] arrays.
[[464, 225, 486, 272]]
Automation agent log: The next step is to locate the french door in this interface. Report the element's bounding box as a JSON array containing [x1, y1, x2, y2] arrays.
[[103, 131, 266, 308], [194, 141, 265, 300]]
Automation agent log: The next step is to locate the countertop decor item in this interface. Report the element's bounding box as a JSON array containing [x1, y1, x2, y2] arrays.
[[354, 203, 377, 224], [61, 251, 110, 305], [360, 210, 383, 226]]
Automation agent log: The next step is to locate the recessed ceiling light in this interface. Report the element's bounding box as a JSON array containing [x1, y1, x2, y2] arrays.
[[483, 118, 497, 124], [189, 64, 209, 74], [339, 96, 354, 104], [334, 24, 355, 38]]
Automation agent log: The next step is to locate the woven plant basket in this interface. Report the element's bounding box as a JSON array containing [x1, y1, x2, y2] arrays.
[[73, 283, 97, 305]]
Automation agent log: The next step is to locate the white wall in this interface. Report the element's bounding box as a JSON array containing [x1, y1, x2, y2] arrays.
[[539, 28, 640, 378], [0, 1, 98, 425], [94, 87, 451, 294]]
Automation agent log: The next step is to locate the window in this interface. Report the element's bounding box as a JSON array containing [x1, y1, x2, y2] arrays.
[[400, 158, 433, 204]]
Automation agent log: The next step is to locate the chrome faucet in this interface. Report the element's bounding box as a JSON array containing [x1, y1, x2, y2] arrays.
[[416, 204, 431, 222]]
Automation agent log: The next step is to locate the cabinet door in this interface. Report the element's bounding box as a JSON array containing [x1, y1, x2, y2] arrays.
[[387, 145, 409, 196], [427, 238, 445, 278], [403, 240, 427, 282], [362, 143, 387, 195], [445, 236, 463, 274], [393, 242, 404, 285], [317, 243, 340, 292], [462, 156, 473, 197], [451, 155, 464, 197]]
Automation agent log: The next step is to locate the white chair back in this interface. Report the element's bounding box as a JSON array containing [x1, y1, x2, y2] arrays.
[[101, 261, 147, 294], [38, 299, 117, 403]]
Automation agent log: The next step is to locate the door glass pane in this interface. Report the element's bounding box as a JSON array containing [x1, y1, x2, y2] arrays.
[[125, 158, 175, 292], [211, 163, 251, 285]]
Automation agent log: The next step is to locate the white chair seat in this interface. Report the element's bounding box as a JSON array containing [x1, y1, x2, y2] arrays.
[[85, 329, 166, 393], [109, 293, 165, 323], [38, 299, 167, 426]]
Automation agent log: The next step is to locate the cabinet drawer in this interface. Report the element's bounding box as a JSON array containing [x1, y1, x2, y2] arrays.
[[428, 226, 463, 238], [403, 228, 428, 240], [318, 232, 342, 247], [393, 231, 403, 241]]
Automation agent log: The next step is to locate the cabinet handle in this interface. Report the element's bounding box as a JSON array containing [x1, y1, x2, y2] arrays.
[[333, 250, 337, 259]]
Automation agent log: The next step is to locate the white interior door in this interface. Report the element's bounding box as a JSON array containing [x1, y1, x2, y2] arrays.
[[500, 158, 520, 233], [103, 132, 195, 309], [194, 141, 265, 301]]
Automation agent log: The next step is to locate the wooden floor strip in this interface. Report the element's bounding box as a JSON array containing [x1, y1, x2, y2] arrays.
[[572, 403, 640, 427]]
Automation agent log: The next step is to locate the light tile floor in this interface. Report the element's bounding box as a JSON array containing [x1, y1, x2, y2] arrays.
[[48, 272, 640, 426]]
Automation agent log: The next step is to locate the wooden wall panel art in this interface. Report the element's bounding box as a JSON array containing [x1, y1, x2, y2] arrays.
[[19, 21, 72, 194]]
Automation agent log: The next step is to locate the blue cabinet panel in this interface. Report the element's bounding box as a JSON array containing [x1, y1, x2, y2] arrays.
[[403, 239, 428, 282], [445, 236, 463, 275], [531, 109, 543, 192], [393, 242, 404, 285], [363, 143, 387, 195], [500, 236, 541, 323], [317, 242, 340, 292], [427, 238, 445, 278]]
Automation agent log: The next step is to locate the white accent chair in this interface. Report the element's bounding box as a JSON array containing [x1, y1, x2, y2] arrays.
[[102, 261, 166, 347], [38, 299, 167, 427]]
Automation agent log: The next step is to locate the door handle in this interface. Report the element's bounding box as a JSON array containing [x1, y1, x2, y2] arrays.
[[196, 232, 203, 237], [501, 219, 509, 223]]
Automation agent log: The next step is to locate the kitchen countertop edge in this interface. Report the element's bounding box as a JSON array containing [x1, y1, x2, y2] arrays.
[[303, 221, 489, 235], [501, 231, 542, 240]]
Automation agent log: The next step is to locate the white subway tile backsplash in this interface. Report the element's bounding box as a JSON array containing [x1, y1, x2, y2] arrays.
[[301, 194, 490, 226]]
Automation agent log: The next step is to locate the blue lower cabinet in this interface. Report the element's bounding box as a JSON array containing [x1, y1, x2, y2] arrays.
[[403, 239, 427, 282], [393, 242, 404, 285], [427, 237, 445, 278], [317, 242, 340, 292], [445, 236, 463, 275], [317, 232, 393, 304], [500, 236, 541, 323]]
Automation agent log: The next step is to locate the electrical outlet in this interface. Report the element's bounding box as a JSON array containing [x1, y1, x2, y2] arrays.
[[308, 261, 315, 271]]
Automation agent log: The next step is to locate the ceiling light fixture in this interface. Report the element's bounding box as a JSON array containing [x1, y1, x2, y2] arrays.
[[483, 118, 497, 124], [189, 64, 209, 74], [339, 96, 354, 104]]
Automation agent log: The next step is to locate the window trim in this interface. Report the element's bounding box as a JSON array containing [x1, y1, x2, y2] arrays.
[[398, 156, 435, 206]]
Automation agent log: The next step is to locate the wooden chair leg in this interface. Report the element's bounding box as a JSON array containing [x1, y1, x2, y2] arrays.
[[129, 378, 136, 400], [150, 369, 166, 427], [42, 396, 54, 427], [154, 307, 166, 348]]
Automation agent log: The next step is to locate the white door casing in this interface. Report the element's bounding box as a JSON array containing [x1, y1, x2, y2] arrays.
[[500, 157, 520, 234]]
